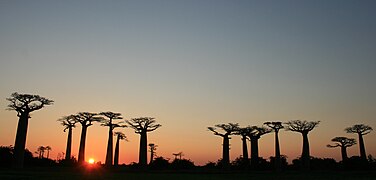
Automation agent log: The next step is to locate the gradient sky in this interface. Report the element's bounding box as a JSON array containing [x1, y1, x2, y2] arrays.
[[0, 0, 375, 165]]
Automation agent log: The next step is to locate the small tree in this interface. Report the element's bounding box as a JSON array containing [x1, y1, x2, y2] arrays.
[[327, 137, 356, 162], [114, 132, 127, 166], [247, 126, 271, 168], [208, 123, 239, 169], [148, 143, 158, 164], [173, 152, 184, 160], [126, 117, 161, 168], [264, 121, 284, 171], [74, 112, 104, 163], [7, 92, 53, 168], [58, 115, 77, 160], [100, 112, 125, 166], [285, 120, 320, 170], [345, 124, 373, 161], [45, 146, 52, 159]]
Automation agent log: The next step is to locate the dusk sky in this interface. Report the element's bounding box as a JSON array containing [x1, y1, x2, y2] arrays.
[[1, 0, 375, 165]]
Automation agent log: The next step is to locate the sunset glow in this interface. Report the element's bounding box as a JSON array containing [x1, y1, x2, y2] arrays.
[[88, 158, 95, 164], [0, 0, 375, 167]]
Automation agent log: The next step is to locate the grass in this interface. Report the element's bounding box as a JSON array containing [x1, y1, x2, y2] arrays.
[[1, 168, 375, 180]]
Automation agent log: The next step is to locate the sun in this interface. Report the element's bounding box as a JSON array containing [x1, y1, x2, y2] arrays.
[[88, 158, 95, 164]]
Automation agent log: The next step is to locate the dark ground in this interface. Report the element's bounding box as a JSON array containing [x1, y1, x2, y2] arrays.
[[1, 168, 375, 180]]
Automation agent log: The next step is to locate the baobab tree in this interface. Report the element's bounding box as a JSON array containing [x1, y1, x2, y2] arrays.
[[45, 146, 52, 159], [264, 121, 284, 171], [74, 112, 104, 163], [58, 115, 77, 160], [235, 127, 252, 165], [247, 126, 271, 168], [126, 117, 161, 167], [148, 143, 157, 164], [208, 123, 239, 168], [100, 112, 125, 166], [327, 137, 356, 162], [345, 124, 373, 161], [114, 132, 127, 166], [7, 92, 53, 168], [285, 120, 320, 170]]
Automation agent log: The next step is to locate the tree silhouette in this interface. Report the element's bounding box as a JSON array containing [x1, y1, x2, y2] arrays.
[[73, 112, 104, 164], [36, 146, 45, 159], [173, 152, 184, 160], [247, 126, 271, 168], [58, 115, 77, 160], [148, 143, 157, 164], [285, 120, 320, 170], [264, 121, 284, 171], [6, 92, 53, 168], [345, 124, 373, 161], [208, 123, 239, 168], [45, 146, 51, 159], [327, 137, 356, 162], [126, 117, 161, 167], [114, 132, 127, 166], [235, 127, 252, 166], [100, 112, 125, 166]]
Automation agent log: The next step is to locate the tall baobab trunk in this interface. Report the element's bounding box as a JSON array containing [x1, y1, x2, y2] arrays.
[[222, 135, 230, 167], [341, 146, 348, 162], [78, 126, 88, 163], [301, 132, 310, 170], [105, 127, 114, 166], [358, 133, 367, 160], [65, 127, 73, 160], [114, 135, 120, 166], [275, 131, 281, 171], [241, 135, 249, 161], [250, 137, 259, 167], [13, 113, 29, 168], [139, 131, 148, 167]]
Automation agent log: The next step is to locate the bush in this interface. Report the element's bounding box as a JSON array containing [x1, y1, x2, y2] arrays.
[[149, 156, 170, 170]]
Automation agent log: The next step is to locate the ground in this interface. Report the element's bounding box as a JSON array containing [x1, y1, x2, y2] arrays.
[[0, 168, 375, 180]]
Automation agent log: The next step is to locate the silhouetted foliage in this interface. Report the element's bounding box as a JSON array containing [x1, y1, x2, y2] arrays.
[[285, 120, 320, 170], [100, 111, 125, 166], [149, 156, 170, 170], [171, 158, 195, 170], [0, 146, 56, 168], [269, 155, 288, 170], [231, 156, 251, 170], [310, 157, 337, 170], [73, 112, 104, 164], [6, 92, 53, 168], [208, 123, 239, 169], [345, 124, 373, 161], [0, 146, 13, 167], [126, 117, 161, 168], [203, 161, 217, 169]]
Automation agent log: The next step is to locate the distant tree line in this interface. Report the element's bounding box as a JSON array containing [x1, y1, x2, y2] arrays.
[[208, 120, 373, 171]]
